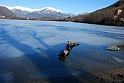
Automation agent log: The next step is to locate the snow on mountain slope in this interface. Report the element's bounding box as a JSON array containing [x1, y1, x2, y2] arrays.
[[0, 5, 76, 18], [2, 5, 62, 13], [41, 7, 62, 12]]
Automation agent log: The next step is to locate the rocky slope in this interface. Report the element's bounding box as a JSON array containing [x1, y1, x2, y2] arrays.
[[0, 6, 16, 17]]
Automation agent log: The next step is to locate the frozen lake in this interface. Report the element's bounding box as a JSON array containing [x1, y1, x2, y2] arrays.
[[0, 19, 124, 83]]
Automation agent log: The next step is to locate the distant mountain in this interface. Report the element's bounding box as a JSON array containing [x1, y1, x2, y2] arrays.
[[0, 6, 16, 17], [78, 12, 89, 16], [2, 5, 76, 18]]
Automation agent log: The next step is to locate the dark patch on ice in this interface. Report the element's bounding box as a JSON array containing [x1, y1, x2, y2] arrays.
[[27, 68, 84, 78], [0, 72, 14, 83]]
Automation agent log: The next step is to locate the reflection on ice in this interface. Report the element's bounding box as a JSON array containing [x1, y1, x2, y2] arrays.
[[0, 20, 124, 59]]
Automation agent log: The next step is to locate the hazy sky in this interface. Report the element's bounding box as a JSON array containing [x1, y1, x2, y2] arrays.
[[0, 0, 118, 14]]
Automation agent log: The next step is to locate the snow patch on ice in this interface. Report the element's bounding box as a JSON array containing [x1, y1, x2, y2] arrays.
[[112, 57, 124, 63]]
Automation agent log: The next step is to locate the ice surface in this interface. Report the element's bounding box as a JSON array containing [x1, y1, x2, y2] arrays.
[[0, 72, 14, 83], [27, 68, 84, 78], [0, 20, 124, 59]]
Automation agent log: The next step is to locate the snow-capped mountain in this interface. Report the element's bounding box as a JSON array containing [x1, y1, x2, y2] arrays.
[[1, 5, 76, 18]]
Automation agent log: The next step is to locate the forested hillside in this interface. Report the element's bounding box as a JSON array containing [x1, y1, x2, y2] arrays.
[[64, 0, 124, 26]]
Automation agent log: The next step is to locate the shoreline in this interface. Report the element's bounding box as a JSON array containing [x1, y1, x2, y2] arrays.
[[91, 67, 124, 83], [14, 67, 124, 83]]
